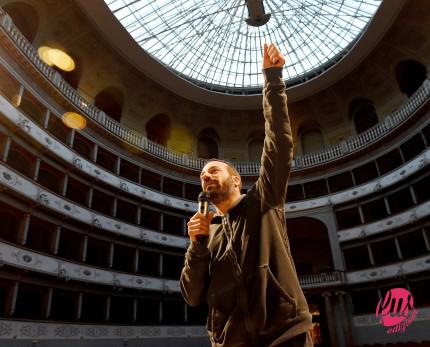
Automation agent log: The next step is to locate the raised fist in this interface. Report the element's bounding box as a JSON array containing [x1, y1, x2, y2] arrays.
[[263, 43, 285, 69]]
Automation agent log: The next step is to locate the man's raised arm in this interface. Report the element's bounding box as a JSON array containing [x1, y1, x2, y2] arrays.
[[256, 43, 294, 208]]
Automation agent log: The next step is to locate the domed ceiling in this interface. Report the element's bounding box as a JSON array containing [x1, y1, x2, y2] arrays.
[[104, 0, 381, 93], [78, 0, 404, 108]]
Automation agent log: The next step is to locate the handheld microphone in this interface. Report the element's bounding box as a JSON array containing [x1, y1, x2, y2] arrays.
[[196, 191, 210, 243]]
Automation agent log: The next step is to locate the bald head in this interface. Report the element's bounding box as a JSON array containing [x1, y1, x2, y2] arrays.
[[205, 159, 239, 176]]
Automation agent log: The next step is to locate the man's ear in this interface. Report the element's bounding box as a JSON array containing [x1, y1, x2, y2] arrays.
[[232, 175, 241, 188]]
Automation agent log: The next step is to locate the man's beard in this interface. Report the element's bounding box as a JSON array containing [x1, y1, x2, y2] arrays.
[[207, 177, 234, 205]]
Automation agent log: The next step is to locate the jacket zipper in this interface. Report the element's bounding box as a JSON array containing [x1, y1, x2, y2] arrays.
[[222, 215, 256, 340]]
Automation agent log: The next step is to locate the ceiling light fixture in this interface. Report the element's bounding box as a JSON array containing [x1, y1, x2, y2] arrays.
[[62, 112, 87, 130], [245, 0, 271, 27], [38, 46, 75, 72]]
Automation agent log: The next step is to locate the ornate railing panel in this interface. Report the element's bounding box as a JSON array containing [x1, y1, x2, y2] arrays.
[[0, 241, 180, 292], [0, 162, 188, 249], [0, 240, 345, 291], [0, 320, 208, 340], [298, 271, 345, 288]]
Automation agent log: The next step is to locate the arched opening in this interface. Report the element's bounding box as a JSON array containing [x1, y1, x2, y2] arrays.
[[286, 217, 333, 274], [395, 60, 427, 97], [287, 217, 333, 347], [300, 128, 324, 155], [40, 45, 82, 89], [248, 131, 264, 162], [94, 87, 124, 123], [3, 2, 39, 43], [145, 113, 171, 146], [349, 98, 379, 134], [197, 128, 219, 159]]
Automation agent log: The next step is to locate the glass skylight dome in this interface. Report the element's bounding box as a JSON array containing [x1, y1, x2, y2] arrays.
[[105, 0, 382, 94]]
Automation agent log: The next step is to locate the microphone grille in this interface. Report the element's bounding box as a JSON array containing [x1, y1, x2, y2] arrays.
[[198, 191, 210, 202]]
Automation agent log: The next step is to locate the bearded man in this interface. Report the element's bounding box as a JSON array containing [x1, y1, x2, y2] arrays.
[[180, 43, 313, 347]]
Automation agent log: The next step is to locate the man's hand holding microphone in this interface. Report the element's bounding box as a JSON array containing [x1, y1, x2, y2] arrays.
[[187, 191, 214, 243]]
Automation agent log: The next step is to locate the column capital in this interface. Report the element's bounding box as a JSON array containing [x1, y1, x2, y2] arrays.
[[321, 291, 333, 298]]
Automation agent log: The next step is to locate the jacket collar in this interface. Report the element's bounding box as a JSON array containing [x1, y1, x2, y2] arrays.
[[211, 194, 246, 224]]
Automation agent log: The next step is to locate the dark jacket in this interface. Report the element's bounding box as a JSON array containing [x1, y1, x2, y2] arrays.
[[180, 67, 313, 347]]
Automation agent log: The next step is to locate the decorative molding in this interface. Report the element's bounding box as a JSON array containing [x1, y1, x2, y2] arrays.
[[0, 94, 198, 214], [338, 200, 430, 242], [1, 94, 430, 217], [0, 242, 179, 292], [346, 255, 430, 284], [0, 320, 207, 340], [287, 147, 430, 213], [0, 242, 346, 290], [2, 94, 430, 250], [0, 13, 429, 173], [353, 307, 430, 327], [0, 162, 188, 249], [1, 239, 429, 289]]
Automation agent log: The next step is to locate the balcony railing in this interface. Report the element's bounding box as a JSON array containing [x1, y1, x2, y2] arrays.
[[0, 320, 209, 340], [0, 241, 346, 293], [299, 271, 345, 288], [1, 9, 429, 175]]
